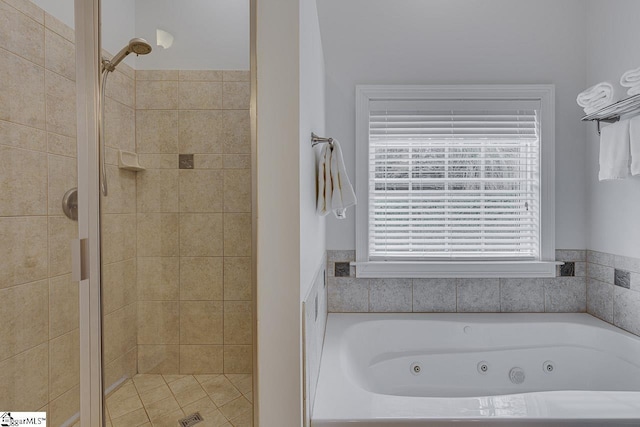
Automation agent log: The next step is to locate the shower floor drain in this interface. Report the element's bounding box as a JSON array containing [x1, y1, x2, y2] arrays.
[[179, 412, 204, 427]]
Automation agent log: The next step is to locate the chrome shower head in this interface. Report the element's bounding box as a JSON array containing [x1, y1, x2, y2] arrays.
[[103, 38, 152, 72]]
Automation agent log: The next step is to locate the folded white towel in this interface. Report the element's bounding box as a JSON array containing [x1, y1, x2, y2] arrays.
[[316, 139, 357, 219], [630, 116, 640, 176], [599, 119, 631, 181], [577, 82, 622, 115], [620, 66, 640, 87]]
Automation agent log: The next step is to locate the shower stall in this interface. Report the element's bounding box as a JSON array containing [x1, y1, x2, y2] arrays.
[[0, 0, 256, 425]]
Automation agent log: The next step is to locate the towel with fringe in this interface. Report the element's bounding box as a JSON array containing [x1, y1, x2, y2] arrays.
[[316, 139, 356, 219]]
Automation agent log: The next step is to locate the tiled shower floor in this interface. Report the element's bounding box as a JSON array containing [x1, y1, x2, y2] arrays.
[[105, 374, 253, 427]]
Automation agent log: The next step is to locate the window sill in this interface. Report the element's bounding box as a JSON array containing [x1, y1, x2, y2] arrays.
[[354, 261, 561, 279]]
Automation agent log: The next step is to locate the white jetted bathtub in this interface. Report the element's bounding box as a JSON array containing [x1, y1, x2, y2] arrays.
[[312, 313, 640, 426]]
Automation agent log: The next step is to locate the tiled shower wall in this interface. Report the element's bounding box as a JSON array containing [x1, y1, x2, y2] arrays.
[[0, 1, 80, 424], [587, 250, 640, 336], [327, 250, 587, 313], [134, 70, 252, 374]]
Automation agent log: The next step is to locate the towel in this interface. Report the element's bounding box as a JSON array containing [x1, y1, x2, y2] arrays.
[[630, 115, 640, 176], [599, 119, 631, 181], [620, 66, 640, 96], [577, 82, 623, 115], [316, 139, 356, 219]]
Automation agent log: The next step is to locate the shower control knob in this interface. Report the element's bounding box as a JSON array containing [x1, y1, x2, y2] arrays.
[[509, 367, 526, 384]]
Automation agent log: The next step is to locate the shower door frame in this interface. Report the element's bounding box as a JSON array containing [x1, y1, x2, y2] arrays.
[[75, 0, 104, 425]]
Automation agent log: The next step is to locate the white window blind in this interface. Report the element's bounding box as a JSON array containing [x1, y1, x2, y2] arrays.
[[368, 99, 541, 261]]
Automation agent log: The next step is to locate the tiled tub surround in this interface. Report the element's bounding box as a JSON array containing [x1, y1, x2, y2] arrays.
[[587, 250, 640, 336], [327, 250, 587, 313], [135, 69, 252, 375], [0, 1, 81, 423]]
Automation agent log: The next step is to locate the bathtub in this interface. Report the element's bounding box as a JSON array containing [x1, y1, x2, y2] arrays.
[[312, 313, 640, 426]]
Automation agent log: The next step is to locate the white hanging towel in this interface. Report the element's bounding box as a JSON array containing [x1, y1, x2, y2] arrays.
[[577, 82, 622, 115], [316, 139, 357, 219], [629, 115, 640, 176], [599, 119, 631, 181], [620, 66, 640, 96]]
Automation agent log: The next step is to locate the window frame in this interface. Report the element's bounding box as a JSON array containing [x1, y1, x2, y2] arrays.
[[355, 85, 556, 278]]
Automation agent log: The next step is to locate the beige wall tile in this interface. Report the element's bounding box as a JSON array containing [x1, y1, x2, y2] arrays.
[[105, 68, 135, 108], [180, 345, 223, 374], [48, 153, 76, 215], [44, 12, 73, 42], [194, 154, 223, 169], [0, 1, 44, 65], [137, 257, 179, 301], [136, 110, 178, 154], [102, 214, 136, 264], [223, 154, 251, 169], [180, 301, 223, 344], [138, 301, 179, 344], [4, 0, 44, 23], [104, 98, 135, 151], [223, 169, 251, 213], [223, 82, 250, 110], [0, 119, 46, 152], [49, 329, 79, 399], [103, 306, 135, 364], [178, 81, 222, 110], [222, 71, 250, 82], [103, 348, 137, 389], [138, 154, 177, 169], [223, 257, 251, 301], [0, 280, 48, 361], [0, 50, 45, 129], [180, 257, 223, 301], [45, 70, 76, 137], [179, 170, 224, 213], [137, 169, 179, 212], [178, 110, 223, 154], [0, 343, 48, 409], [45, 29, 75, 81], [136, 70, 178, 81], [136, 80, 178, 110], [223, 345, 252, 374], [49, 274, 78, 338], [102, 258, 136, 314], [179, 70, 223, 81], [102, 166, 136, 214], [0, 146, 47, 215], [138, 345, 179, 374], [48, 215, 77, 277], [47, 132, 75, 157], [137, 213, 179, 257], [49, 385, 79, 427], [0, 216, 48, 289], [222, 111, 250, 154], [223, 301, 252, 345], [223, 213, 251, 256], [179, 214, 224, 256]]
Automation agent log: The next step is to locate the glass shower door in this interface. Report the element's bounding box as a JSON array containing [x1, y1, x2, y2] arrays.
[[99, 1, 253, 426], [0, 1, 81, 425]]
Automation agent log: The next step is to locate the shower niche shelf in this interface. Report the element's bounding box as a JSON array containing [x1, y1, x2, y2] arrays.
[[118, 150, 145, 171], [581, 93, 640, 135]]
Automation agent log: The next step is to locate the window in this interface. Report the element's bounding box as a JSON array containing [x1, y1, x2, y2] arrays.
[[355, 85, 556, 278]]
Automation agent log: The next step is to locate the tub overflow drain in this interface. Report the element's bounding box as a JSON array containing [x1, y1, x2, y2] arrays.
[[410, 362, 422, 375], [509, 367, 526, 384]]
